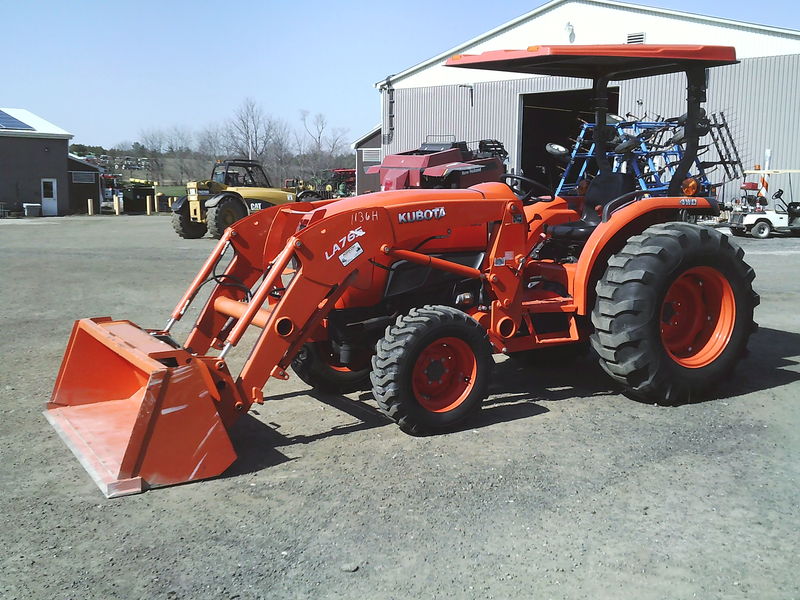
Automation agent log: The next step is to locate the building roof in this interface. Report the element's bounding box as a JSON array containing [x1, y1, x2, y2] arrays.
[[0, 108, 72, 140], [376, 0, 800, 88], [68, 154, 103, 172], [352, 125, 381, 149]]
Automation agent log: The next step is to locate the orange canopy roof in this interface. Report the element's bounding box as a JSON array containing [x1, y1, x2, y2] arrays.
[[446, 44, 737, 80]]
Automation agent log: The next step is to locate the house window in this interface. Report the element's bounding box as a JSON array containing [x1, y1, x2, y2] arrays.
[[72, 172, 96, 184], [627, 32, 646, 44]]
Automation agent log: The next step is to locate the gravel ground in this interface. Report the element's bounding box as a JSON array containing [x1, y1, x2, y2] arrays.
[[1, 215, 798, 600]]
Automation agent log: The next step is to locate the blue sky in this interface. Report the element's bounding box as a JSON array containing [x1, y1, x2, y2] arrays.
[[4, 0, 797, 148]]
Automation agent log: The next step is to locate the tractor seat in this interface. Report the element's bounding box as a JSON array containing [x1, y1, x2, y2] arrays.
[[548, 172, 636, 241]]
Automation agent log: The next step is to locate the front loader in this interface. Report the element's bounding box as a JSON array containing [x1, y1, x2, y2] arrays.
[[47, 44, 758, 497]]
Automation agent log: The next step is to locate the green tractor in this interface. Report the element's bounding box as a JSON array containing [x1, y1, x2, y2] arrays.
[[171, 159, 321, 239]]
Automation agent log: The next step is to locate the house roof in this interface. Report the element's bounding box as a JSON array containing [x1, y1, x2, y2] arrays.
[[376, 0, 800, 88], [0, 108, 72, 140], [352, 125, 381, 149]]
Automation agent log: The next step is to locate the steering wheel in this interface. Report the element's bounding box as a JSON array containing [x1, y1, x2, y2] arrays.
[[501, 173, 553, 204]]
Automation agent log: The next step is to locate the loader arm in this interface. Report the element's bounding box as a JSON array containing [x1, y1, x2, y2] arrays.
[[184, 187, 529, 414]]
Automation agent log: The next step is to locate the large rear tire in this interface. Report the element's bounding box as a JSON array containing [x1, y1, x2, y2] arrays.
[[207, 196, 246, 239], [591, 222, 758, 405], [291, 342, 371, 394], [371, 305, 492, 435], [171, 202, 207, 239]]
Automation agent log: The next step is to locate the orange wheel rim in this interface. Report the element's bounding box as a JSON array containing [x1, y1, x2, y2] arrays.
[[412, 337, 477, 412], [660, 266, 736, 368]]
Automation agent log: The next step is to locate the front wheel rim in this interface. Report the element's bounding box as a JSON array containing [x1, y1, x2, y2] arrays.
[[412, 337, 477, 412], [660, 266, 736, 368]]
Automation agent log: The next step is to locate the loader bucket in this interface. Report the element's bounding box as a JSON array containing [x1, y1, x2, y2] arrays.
[[45, 317, 237, 498]]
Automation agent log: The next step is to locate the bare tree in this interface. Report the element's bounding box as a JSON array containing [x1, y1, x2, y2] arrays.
[[165, 126, 195, 184], [139, 128, 167, 182], [297, 110, 351, 181], [196, 124, 227, 160], [226, 98, 274, 160], [264, 118, 295, 184]]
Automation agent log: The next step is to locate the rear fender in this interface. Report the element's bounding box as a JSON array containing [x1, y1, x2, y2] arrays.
[[205, 192, 243, 210], [572, 196, 718, 315]]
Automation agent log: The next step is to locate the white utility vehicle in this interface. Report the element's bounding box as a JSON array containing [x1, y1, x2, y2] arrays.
[[729, 169, 800, 238]]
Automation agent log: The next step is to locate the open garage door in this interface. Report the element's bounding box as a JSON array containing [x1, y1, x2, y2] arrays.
[[520, 88, 619, 192]]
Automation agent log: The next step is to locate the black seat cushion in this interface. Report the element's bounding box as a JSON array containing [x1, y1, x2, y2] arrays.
[[549, 172, 636, 241]]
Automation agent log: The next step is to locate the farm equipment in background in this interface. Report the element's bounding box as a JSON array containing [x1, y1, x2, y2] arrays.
[[100, 174, 123, 213], [171, 159, 322, 239], [367, 137, 508, 191], [549, 110, 743, 200], [326, 168, 356, 196], [46, 44, 758, 498], [284, 169, 357, 200], [729, 169, 800, 238]]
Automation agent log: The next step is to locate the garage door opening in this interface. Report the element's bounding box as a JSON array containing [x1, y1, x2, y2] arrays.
[[520, 88, 619, 192]]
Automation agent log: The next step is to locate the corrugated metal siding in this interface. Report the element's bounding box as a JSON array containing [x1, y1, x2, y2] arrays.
[[621, 54, 800, 201], [384, 76, 593, 168], [383, 54, 800, 202]]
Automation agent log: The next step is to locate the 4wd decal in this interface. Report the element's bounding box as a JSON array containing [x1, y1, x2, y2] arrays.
[[398, 207, 446, 224], [325, 227, 366, 261]]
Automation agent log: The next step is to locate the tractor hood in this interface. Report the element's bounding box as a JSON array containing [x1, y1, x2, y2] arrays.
[[316, 183, 514, 220]]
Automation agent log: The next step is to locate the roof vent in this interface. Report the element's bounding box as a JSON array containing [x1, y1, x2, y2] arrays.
[[627, 32, 646, 44], [361, 148, 381, 163]]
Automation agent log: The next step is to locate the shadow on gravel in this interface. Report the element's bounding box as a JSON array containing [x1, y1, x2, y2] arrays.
[[488, 352, 618, 404], [716, 327, 800, 398], [221, 415, 296, 479], [224, 327, 798, 477]]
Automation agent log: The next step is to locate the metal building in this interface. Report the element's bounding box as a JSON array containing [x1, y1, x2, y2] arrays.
[[365, 0, 800, 202]]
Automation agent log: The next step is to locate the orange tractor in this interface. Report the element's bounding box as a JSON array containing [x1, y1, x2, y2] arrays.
[[46, 45, 758, 497]]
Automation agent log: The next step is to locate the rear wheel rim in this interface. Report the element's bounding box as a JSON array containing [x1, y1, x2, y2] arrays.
[[412, 337, 477, 412], [660, 266, 736, 368]]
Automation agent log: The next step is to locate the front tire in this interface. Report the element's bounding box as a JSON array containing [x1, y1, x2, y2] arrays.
[[751, 220, 771, 239], [371, 306, 492, 435], [591, 223, 758, 405], [207, 196, 246, 239], [171, 201, 207, 239]]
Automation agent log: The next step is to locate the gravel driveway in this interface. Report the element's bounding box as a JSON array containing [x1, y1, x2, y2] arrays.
[[1, 216, 798, 599]]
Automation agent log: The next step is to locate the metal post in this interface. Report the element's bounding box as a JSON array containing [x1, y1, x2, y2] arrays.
[[113, 194, 121, 216], [146, 195, 153, 216], [87, 198, 95, 216]]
